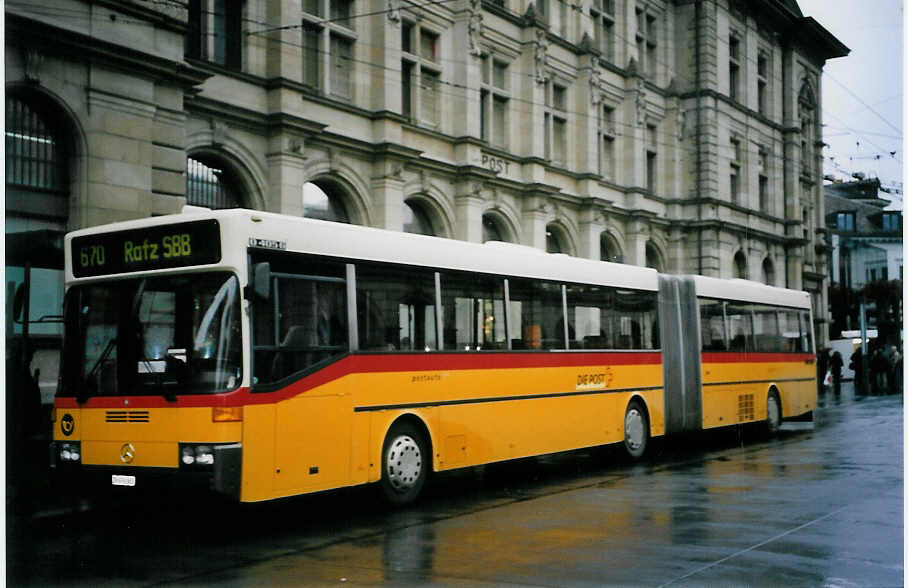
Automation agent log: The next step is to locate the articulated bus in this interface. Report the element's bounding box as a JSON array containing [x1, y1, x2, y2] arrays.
[[52, 208, 816, 504]]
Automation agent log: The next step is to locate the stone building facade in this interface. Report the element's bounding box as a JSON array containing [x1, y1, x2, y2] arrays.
[[5, 0, 847, 347]]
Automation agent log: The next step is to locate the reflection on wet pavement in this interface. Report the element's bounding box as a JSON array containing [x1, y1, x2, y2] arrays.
[[10, 384, 902, 586]]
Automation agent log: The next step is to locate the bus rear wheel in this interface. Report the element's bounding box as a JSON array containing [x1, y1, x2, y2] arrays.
[[380, 422, 428, 506], [623, 399, 649, 459], [766, 390, 782, 436]]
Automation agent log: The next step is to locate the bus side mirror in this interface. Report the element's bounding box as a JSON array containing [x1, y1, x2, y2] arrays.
[[12, 283, 26, 323], [253, 262, 271, 300]]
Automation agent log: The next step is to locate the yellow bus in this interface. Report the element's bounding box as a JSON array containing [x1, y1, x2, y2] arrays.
[[51, 208, 815, 504]]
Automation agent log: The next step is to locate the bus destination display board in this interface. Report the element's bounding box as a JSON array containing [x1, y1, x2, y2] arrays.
[[71, 219, 221, 277]]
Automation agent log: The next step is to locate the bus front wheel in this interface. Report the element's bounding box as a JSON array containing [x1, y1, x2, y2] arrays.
[[380, 422, 428, 506], [623, 399, 649, 459]]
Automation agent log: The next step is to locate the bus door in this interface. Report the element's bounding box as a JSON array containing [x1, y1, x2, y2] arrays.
[[250, 257, 353, 493], [658, 275, 702, 434]]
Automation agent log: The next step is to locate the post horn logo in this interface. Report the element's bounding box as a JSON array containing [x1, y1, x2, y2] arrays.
[[61, 414, 75, 437], [120, 443, 136, 464]]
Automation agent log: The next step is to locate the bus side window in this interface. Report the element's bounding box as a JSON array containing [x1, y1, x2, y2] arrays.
[[508, 278, 565, 350], [799, 310, 813, 353], [566, 283, 609, 350], [251, 256, 347, 387], [726, 304, 753, 353], [438, 271, 506, 351], [613, 289, 658, 350], [753, 304, 782, 352], [356, 263, 437, 352], [272, 278, 347, 379], [699, 298, 726, 352], [780, 309, 802, 352]]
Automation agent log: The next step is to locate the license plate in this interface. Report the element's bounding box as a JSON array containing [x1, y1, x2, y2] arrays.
[[112, 475, 136, 487]]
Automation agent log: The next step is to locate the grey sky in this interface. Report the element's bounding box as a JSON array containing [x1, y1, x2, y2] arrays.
[[798, 0, 903, 195]]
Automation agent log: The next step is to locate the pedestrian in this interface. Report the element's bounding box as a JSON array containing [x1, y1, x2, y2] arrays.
[[5, 340, 42, 515], [830, 350, 843, 395], [871, 345, 888, 394], [881, 345, 894, 393], [896, 348, 903, 394], [850, 348, 864, 394], [817, 348, 829, 394], [889, 346, 901, 395]]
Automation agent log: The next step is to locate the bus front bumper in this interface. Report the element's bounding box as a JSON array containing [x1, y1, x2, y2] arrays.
[[50, 442, 242, 501]]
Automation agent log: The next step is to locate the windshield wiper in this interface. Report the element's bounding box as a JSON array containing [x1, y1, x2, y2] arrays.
[[82, 337, 117, 404]]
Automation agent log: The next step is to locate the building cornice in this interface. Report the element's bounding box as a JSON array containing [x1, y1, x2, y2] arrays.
[[191, 59, 269, 87], [666, 196, 788, 226], [92, 0, 188, 34], [186, 96, 269, 134], [786, 17, 850, 61], [7, 13, 208, 89], [677, 218, 805, 246], [746, 0, 849, 61], [678, 88, 784, 132]]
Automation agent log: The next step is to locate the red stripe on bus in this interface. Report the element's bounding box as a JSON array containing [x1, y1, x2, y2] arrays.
[[54, 351, 661, 409], [701, 352, 815, 364]]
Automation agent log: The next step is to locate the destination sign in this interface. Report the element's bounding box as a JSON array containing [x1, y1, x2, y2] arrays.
[[71, 219, 221, 277]]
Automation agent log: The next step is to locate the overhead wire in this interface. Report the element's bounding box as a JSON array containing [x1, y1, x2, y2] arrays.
[[233, 0, 902, 179], [240, 22, 827, 171], [823, 71, 902, 136], [11, 0, 899, 183]]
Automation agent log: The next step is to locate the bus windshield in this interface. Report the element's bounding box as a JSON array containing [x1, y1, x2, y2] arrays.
[[61, 272, 242, 400]]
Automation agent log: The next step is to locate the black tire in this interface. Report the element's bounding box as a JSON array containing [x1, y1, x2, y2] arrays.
[[623, 399, 649, 459], [765, 390, 782, 436], [379, 421, 429, 506]]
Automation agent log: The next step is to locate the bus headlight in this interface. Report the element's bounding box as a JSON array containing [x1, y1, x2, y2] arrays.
[[58, 442, 81, 463], [179, 444, 216, 468]]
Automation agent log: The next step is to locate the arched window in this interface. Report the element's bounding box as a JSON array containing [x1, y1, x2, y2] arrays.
[[303, 180, 350, 223], [546, 223, 567, 254], [5, 92, 73, 345], [734, 251, 748, 279], [403, 199, 435, 236], [186, 155, 244, 209], [600, 233, 623, 263], [6, 94, 70, 232], [762, 257, 776, 286], [645, 241, 663, 272], [482, 213, 505, 242]]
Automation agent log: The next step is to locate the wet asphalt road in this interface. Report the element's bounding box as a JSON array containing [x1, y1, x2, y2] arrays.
[[9, 383, 903, 587]]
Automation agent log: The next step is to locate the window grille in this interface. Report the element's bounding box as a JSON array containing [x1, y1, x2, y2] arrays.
[[186, 157, 242, 209]]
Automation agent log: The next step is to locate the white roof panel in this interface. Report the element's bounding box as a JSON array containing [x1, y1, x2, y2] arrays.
[[66, 209, 660, 291], [691, 274, 811, 309]]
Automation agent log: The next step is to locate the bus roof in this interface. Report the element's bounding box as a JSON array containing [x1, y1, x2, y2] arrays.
[[65, 208, 659, 291], [690, 274, 811, 309], [241, 209, 659, 291], [66, 209, 812, 308]]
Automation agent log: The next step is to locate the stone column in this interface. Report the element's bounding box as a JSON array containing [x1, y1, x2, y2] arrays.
[[624, 75, 646, 189], [371, 160, 405, 230], [625, 219, 648, 267], [578, 205, 605, 260], [266, 0, 302, 81], [266, 134, 307, 215], [455, 180, 486, 243], [521, 195, 548, 250], [579, 55, 601, 176], [451, 0, 484, 139]]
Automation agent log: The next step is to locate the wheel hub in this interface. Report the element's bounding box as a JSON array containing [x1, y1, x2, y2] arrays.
[[386, 435, 422, 491], [625, 409, 644, 450], [768, 395, 781, 429]]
